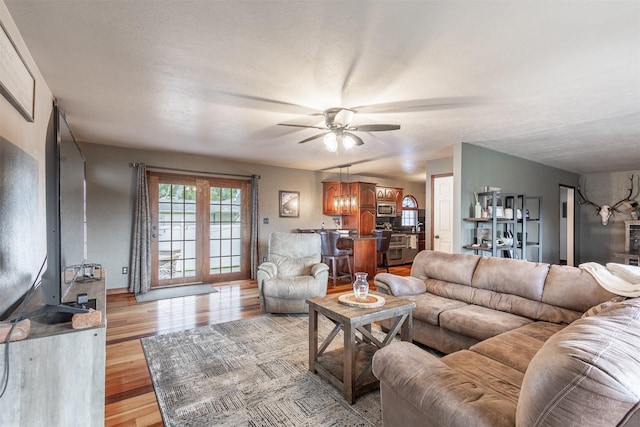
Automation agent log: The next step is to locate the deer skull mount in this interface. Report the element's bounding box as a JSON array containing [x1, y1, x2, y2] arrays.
[[577, 175, 636, 226]]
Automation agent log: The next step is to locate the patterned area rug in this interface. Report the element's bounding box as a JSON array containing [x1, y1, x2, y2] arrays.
[[141, 315, 383, 426]]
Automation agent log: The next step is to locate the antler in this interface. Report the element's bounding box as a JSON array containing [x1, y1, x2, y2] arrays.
[[611, 175, 635, 212], [577, 181, 602, 213]]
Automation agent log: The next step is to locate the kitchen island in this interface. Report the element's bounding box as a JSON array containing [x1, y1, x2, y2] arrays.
[[337, 234, 379, 279], [297, 229, 379, 280]]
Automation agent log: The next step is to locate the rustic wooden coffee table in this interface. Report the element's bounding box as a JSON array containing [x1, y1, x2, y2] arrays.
[[306, 291, 415, 404]]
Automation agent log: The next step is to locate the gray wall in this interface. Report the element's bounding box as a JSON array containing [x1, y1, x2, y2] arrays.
[[0, 2, 53, 317], [578, 170, 640, 264], [457, 143, 580, 264], [81, 143, 423, 290]]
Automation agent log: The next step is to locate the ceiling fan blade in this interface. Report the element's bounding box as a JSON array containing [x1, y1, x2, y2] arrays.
[[297, 132, 328, 144], [350, 124, 400, 132], [279, 123, 328, 130], [212, 90, 318, 114], [351, 97, 482, 114], [344, 132, 364, 146]]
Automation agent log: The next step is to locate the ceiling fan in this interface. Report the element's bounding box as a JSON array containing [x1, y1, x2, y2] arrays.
[[278, 107, 400, 152]]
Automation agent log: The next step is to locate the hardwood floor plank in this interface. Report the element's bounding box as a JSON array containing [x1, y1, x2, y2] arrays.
[[104, 265, 411, 425]]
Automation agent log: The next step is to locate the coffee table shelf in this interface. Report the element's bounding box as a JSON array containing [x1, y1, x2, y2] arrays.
[[306, 291, 415, 404]]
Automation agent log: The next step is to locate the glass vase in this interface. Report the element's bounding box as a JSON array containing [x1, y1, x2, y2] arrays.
[[352, 272, 369, 301]]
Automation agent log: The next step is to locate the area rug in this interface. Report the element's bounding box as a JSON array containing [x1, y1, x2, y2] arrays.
[[135, 283, 220, 303], [141, 315, 383, 426]]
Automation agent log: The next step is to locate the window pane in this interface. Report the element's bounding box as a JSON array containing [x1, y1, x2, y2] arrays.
[[221, 240, 231, 256], [184, 259, 196, 277]]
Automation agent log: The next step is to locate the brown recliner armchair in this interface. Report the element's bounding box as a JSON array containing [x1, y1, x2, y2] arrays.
[[257, 232, 329, 313]]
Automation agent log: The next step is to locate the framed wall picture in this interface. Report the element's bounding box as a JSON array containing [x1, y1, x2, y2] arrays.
[[0, 20, 35, 122], [279, 191, 300, 218]]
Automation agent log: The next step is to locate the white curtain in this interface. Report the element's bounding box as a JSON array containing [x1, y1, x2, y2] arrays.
[[129, 163, 151, 294]]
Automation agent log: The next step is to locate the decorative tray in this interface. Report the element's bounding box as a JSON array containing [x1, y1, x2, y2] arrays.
[[338, 293, 386, 308]]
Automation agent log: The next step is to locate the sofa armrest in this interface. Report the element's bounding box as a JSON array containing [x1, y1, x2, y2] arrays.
[[310, 262, 329, 278], [374, 273, 426, 296], [257, 262, 277, 280], [373, 342, 514, 427]]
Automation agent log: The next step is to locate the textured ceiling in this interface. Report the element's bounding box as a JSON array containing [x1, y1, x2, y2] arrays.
[[5, 0, 640, 182]]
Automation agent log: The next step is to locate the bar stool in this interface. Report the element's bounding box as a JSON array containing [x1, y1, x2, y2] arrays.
[[372, 229, 392, 272], [319, 231, 353, 286]]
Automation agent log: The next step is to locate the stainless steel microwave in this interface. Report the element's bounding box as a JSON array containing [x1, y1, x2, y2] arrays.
[[377, 203, 397, 217]]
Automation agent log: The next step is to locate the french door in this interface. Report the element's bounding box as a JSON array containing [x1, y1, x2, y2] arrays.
[[148, 172, 251, 287]]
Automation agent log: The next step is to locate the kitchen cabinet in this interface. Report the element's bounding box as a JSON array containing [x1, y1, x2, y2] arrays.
[[322, 181, 349, 215], [324, 181, 377, 236], [376, 186, 396, 201], [343, 207, 376, 237], [394, 188, 404, 214], [354, 182, 377, 208], [376, 186, 403, 214]]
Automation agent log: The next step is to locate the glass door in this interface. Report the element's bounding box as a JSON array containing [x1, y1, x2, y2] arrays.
[[149, 172, 250, 287]]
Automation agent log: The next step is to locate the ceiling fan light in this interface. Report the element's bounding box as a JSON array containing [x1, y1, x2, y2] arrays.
[[342, 133, 356, 150], [334, 109, 354, 127], [323, 132, 338, 152]]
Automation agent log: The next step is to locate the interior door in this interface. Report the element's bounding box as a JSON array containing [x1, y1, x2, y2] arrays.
[[432, 174, 454, 253]]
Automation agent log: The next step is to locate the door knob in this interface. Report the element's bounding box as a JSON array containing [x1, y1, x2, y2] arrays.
[[152, 233, 158, 238], [435, 235, 440, 239]]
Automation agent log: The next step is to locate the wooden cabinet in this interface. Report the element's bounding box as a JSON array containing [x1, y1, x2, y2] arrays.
[[354, 182, 377, 208], [376, 186, 403, 214], [376, 186, 396, 201], [343, 207, 376, 237], [394, 188, 403, 214], [323, 181, 349, 215], [0, 276, 106, 426], [324, 181, 377, 236]]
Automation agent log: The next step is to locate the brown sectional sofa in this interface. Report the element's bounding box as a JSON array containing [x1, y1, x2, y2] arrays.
[[372, 250, 640, 426]]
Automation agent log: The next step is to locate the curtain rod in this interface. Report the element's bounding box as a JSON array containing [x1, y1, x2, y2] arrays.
[[131, 163, 260, 179]]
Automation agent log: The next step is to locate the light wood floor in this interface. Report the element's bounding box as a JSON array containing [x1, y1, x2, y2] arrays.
[[104, 265, 411, 427]]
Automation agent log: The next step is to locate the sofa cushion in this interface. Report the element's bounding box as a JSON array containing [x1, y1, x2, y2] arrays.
[[373, 342, 517, 427], [399, 293, 468, 325], [516, 298, 640, 426], [442, 350, 524, 406], [440, 304, 532, 341], [411, 250, 481, 286], [471, 256, 549, 301], [423, 279, 476, 302], [261, 275, 325, 299], [542, 264, 618, 313], [469, 322, 564, 373]]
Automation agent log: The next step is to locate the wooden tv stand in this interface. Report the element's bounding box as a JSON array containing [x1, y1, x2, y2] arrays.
[[0, 274, 106, 426]]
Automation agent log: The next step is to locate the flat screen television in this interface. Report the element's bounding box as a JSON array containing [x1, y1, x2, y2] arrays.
[[23, 104, 90, 321]]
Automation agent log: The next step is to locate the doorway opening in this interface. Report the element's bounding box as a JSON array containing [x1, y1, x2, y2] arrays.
[[559, 185, 575, 266]]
